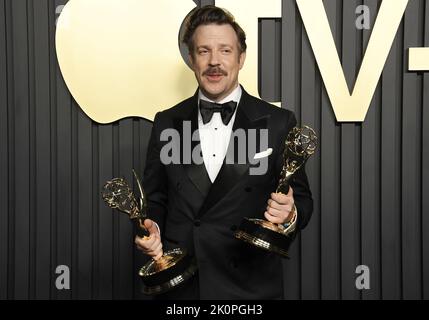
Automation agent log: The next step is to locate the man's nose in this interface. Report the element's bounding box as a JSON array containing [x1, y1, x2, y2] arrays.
[[209, 51, 220, 66]]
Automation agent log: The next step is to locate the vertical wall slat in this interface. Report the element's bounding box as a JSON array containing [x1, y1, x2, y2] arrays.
[[71, 92, 78, 298], [282, 0, 297, 113], [5, 0, 14, 299], [112, 123, 120, 299], [402, 0, 423, 300], [340, 0, 361, 300], [11, 0, 30, 299], [33, 0, 52, 299], [27, 0, 36, 300], [380, 5, 403, 301], [48, 0, 58, 299], [91, 124, 99, 299], [199, 0, 213, 7], [0, 0, 8, 300], [300, 15, 321, 300], [422, 0, 429, 301], [361, 0, 381, 300], [77, 105, 93, 299], [259, 19, 281, 102], [320, 0, 341, 300], [98, 124, 114, 299]]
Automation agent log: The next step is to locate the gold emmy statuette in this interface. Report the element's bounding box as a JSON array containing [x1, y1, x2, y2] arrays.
[[101, 169, 197, 295], [235, 126, 318, 258]]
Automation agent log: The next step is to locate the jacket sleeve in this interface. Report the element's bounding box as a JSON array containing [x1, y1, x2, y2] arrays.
[[143, 112, 168, 232], [275, 111, 314, 232]]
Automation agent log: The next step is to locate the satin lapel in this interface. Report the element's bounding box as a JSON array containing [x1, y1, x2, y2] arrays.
[[175, 92, 212, 200], [197, 87, 269, 218]]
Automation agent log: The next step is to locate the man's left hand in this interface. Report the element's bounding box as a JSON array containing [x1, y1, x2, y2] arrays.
[[264, 188, 296, 225]]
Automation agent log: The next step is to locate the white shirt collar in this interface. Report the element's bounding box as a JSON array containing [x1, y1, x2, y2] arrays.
[[198, 84, 242, 105]]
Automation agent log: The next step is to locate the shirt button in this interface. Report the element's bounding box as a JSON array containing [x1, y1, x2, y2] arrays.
[[194, 219, 201, 227], [213, 154, 216, 157]]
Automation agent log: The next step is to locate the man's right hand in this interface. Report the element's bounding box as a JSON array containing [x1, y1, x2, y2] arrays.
[[135, 219, 163, 260]]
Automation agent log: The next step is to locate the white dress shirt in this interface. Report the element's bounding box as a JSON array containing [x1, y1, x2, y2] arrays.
[[198, 84, 242, 183]]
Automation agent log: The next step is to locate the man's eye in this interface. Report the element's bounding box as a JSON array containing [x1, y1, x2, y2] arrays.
[[222, 49, 232, 53], [199, 50, 208, 55]]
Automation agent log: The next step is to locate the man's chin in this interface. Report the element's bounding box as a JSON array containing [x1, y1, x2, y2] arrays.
[[200, 87, 226, 100]]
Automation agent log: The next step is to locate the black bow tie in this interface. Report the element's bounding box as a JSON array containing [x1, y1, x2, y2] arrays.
[[199, 99, 238, 125]]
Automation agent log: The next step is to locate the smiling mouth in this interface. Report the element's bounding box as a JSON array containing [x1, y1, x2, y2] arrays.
[[206, 74, 224, 82]]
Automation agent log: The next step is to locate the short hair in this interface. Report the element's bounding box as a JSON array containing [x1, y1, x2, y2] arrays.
[[182, 5, 247, 57]]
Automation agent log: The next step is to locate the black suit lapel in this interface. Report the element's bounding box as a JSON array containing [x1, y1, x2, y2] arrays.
[[174, 90, 212, 199], [197, 86, 269, 218]]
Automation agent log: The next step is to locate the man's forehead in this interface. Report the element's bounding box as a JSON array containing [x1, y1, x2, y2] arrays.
[[193, 24, 238, 46]]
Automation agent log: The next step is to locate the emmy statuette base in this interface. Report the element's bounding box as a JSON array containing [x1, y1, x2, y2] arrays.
[[139, 248, 198, 295], [234, 218, 294, 258]]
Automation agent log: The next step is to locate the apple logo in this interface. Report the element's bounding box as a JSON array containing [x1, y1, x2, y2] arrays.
[[56, 0, 197, 123]]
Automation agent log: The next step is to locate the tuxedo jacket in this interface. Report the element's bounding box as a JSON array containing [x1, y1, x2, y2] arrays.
[[143, 85, 313, 299]]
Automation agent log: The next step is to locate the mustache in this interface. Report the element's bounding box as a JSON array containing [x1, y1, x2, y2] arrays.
[[203, 67, 227, 76]]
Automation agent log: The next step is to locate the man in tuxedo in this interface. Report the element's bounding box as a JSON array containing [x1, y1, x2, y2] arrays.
[[135, 5, 313, 299]]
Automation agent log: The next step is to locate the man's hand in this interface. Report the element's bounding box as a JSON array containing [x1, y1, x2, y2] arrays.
[[264, 188, 296, 225], [134, 219, 163, 260]]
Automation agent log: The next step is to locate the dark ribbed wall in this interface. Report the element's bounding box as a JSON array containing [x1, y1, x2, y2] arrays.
[[0, 0, 427, 299]]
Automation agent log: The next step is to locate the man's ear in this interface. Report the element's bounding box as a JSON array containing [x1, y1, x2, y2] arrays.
[[239, 51, 246, 70]]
